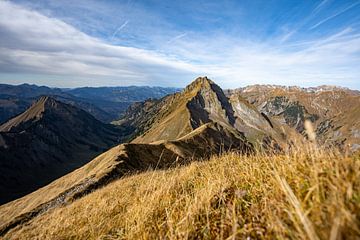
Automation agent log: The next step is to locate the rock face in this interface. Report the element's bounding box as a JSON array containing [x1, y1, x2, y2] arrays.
[[0, 96, 122, 204], [232, 85, 360, 151]]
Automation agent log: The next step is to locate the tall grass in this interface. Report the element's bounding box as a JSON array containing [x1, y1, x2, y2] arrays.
[[5, 144, 360, 239]]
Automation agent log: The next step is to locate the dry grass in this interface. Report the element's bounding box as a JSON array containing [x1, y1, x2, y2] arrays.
[[5, 144, 360, 239]]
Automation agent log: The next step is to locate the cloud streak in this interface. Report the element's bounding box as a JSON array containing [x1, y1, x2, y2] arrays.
[[310, 1, 360, 30], [167, 33, 188, 44], [110, 20, 129, 40], [312, 0, 330, 14]]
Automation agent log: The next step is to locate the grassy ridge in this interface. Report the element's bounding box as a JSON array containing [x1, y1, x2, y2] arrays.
[[5, 145, 360, 239]]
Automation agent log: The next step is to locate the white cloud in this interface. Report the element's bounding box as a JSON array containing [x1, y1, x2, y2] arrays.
[[160, 28, 360, 89], [0, 1, 359, 89], [0, 1, 197, 86]]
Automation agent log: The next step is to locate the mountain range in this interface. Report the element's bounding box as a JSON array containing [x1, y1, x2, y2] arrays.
[[0, 77, 359, 237], [0, 84, 179, 124]]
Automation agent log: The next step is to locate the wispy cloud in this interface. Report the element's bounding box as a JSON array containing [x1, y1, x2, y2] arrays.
[[161, 26, 360, 88], [110, 20, 129, 40], [313, 0, 330, 14], [167, 33, 188, 44], [279, 30, 296, 43], [310, 1, 360, 30]]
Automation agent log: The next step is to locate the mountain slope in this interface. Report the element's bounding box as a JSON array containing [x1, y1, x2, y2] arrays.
[[233, 85, 360, 152], [2, 145, 359, 239], [0, 96, 122, 204], [132, 77, 238, 143]]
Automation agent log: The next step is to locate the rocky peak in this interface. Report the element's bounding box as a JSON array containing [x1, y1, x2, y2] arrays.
[[184, 77, 236, 129], [184, 76, 214, 93], [0, 96, 77, 133], [38, 95, 58, 107], [183, 76, 227, 101], [0, 97, 48, 132]]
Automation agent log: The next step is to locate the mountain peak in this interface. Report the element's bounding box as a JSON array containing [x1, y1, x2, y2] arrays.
[[37, 95, 61, 109], [0, 96, 71, 132], [132, 77, 239, 143], [193, 76, 214, 85], [184, 76, 214, 92]]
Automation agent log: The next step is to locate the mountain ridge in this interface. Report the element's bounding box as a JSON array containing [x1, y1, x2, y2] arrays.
[[0, 83, 180, 124]]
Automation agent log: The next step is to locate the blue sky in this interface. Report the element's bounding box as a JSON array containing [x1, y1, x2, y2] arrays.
[[0, 0, 359, 89]]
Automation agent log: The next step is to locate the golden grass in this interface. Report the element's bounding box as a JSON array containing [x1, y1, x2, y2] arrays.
[[5, 145, 360, 239]]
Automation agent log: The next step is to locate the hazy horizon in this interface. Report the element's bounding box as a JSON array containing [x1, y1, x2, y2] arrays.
[[1, 79, 359, 91], [0, 0, 359, 89]]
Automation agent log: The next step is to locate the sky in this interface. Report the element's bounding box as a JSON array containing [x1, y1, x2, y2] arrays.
[[0, 0, 359, 89]]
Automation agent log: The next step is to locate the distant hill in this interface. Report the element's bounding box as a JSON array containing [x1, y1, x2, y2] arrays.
[[0, 84, 180, 123], [0, 96, 123, 204], [0, 83, 65, 98], [66, 86, 180, 102], [64, 86, 180, 122]]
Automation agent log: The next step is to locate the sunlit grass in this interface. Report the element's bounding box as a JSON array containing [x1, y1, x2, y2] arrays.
[[6, 143, 360, 239]]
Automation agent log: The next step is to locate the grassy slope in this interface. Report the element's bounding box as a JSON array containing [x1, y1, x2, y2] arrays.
[[0, 145, 126, 226], [5, 145, 360, 239]]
